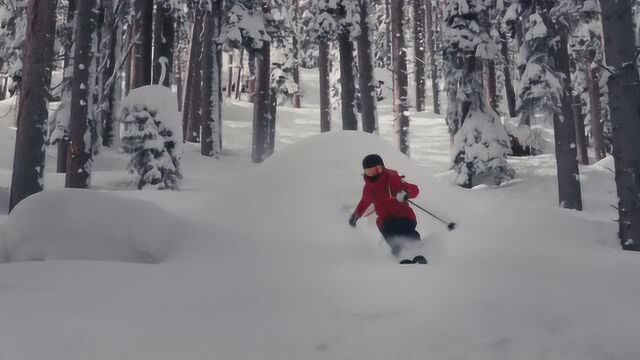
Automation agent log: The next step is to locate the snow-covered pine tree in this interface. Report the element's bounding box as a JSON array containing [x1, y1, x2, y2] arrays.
[[0, 0, 26, 99], [9, 0, 57, 210], [443, 0, 514, 188], [413, 0, 426, 112], [508, 0, 586, 210], [120, 85, 183, 190], [600, 0, 640, 250]]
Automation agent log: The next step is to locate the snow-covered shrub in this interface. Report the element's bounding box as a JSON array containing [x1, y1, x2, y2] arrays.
[[119, 85, 183, 190]]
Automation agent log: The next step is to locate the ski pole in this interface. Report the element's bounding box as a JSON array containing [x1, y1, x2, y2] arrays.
[[408, 200, 457, 231]]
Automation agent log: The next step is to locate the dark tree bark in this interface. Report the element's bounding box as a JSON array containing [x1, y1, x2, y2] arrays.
[[338, 29, 358, 130], [268, 86, 277, 156], [357, 0, 377, 133], [587, 63, 605, 160], [56, 0, 77, 173], [318, 40, 331, 132], [235, 48, 244, 100], [181, 15, 203, 140], [391, 0, 410, 154], [99, 0, 118, 148], [486, 60, 498, 112], [66, 0, 97, 189], [572, 93, 589, 165], [153, 1, 174, 87], [130, 0, 153, 89], [186, 12, 204, 143], [291, 0, 301, 108], [600, 0, 640, 251], [500, 29, 517, 118], [200, 0, 222, 158], [551, 27, 582, 210], [252, 43, 271, 163], [413, 0, 426, 112], [425, 0, 440, 114], [227, 53, 233, 97], [9, 0, 57, 211]]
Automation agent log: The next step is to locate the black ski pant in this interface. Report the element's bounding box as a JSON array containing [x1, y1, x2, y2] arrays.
[[380, 217, 421, 256]]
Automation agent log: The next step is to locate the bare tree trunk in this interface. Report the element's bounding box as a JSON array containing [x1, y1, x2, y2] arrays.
[[552, 28, 582, 210], [57, 0, 77, 173], [425, 0, 439, 114], [391, 0, 410, 154], [268, 87, 277, 156], [125, 31, 133, 95], [587, 63, 605, 160], [66, 0, 97, 189], [357, 0, 378, 133], [291, 0, 301, 108], [9, 0, 57, 211], [600, 0, 640, 250], [338, 29, 358, 130], [186, 11, 204, 143], [182, 16, 203, 140], [573, 93, 589, 165], [201, 0, 222, 158], [235, 48, 244, 100], [500, 29, 517, 118], [486, 60, 498, 112], [130, 0, 153, 89], [247, 51, 256, 102], [413, 0, 426, 112], [227, 52, 234, 98], [252, 43, 271, 163], [153, 1, 174, 87], [318, 40, 331, 132], [99, 0, 118, 148]]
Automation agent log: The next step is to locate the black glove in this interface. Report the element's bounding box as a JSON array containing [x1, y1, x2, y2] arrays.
[[349, 213, 359, 227]]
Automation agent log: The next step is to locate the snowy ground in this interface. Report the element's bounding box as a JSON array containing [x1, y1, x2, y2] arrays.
[[0, 69, 637, 360]]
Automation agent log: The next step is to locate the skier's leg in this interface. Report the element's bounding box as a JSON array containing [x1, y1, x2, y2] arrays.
[[380, 218, 403, 256]]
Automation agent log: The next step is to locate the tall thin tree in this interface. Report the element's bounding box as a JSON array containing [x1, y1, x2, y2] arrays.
[[153, 0, 174, 87], [131, 0, 153, 88], [201, 0, 223, 158], [413, 0, 426, 112], [357, 0, 378, 133], [391, 0, 410, 154]]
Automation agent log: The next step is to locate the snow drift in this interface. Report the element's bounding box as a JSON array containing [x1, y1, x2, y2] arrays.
[[0, 190, 180, 263]]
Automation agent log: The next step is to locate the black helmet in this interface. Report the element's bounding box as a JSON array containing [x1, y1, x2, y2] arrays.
[[362, 154, 384, 169]]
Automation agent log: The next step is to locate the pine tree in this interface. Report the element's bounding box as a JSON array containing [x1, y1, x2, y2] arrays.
[[200, 0, 223, 158], [9, 0, 57, 211], [413, 0, 426, 112], [356, 0, 378, 133], [444, 0, 514, 188], [391, 0, 410, 154]]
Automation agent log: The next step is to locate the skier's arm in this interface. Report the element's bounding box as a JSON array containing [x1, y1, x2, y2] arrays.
[[354, 187, 373, 217], [392, 174, 419, 199]]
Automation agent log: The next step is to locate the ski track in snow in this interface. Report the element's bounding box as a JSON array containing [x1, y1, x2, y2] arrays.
[[0, 69, 636, 360]]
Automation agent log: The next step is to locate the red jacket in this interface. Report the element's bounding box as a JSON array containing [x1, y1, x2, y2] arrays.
[[354, 169, 420, 229]]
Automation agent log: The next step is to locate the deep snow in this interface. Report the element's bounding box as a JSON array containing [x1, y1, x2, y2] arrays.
[[0, 68, 637, 359]]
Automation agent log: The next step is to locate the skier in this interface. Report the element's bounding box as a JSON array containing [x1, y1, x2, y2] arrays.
[[349, 154, 427, 264]]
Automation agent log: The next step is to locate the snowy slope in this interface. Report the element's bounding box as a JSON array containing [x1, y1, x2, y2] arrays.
[[0, 71, 638, 359]]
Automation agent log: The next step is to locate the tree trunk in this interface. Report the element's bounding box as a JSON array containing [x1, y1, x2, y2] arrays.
[[291, 0, 301, 108], [252, 43, 271, 163], [500, 29, 517, 118], [227, 52, 234, 98], [486, 60, 498, 112], [600, 0, 640, 251], [235, 48, 244, 100], [200, 1, 222, 158], [130, 0, 153, 89], [247, 51, 256, 102], [66, 0, 97, 189], [100, 0, 118, 147], [181, 16, 203, 140], [9, 0, 57, 211], [587, 63, 605, 160], [186, 12, 204, 143], [357, 0, 378, 133], [318, 40, 331, 132], [426, 0, 440, 114], [153, 1, 174, 87], [125, 31, 133, 95], [391, 0, 410, 155], [413, 0, 426, 112], [572, 93, 589, 165], [552, 29, 582, 210], [268, 87, 277, 156], [338, 29, 358, 130], [57, 0, 77, 173]]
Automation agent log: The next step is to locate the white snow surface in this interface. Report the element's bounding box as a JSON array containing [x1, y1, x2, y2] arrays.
[[0, 69, 637, 359]]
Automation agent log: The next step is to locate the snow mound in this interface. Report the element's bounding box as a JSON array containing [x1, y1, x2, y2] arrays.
[[0, 190, 180, 263]]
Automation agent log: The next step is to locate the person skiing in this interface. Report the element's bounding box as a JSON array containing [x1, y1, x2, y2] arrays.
[[349, 154, 426, 264]]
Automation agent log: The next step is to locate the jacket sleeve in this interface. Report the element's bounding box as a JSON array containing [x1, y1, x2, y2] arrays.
[[391, 173, 419, 199], [354, 186, 373, 217]]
